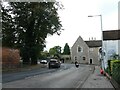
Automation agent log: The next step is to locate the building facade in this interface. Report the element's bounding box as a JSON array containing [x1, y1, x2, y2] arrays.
[[102, 30, 120, 69], [85, 40, 102, 65], [71, 36, 102, 65]]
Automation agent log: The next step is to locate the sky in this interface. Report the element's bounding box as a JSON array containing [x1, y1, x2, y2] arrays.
[[44, 0, 120, 51]]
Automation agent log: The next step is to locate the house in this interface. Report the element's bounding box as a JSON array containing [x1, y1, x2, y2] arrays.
[[85, 40, 102, 65], [102, 30, 120, 69], [71, 36, 102, 65], [60, 55, 71, 63]]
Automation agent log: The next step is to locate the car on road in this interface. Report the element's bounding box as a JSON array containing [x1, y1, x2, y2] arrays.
[[48, 59, 61, 69], [40, 60, 48, 64]]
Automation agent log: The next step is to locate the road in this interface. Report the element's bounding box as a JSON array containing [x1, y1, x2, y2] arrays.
[[2, 64, 94, 88]]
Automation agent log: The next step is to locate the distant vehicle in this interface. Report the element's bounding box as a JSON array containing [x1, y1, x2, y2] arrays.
[[75, 61, 79, 68], [75, 63, 79, 68], [40, 60, 48, 64], [48, 59, 61, 69]]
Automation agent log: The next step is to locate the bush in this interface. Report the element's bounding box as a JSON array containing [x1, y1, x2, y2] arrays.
[[105, 66, 111, 76], [111, 60, 120, 74], [111, 60, 120, 84], [107, 60, 112, 76]]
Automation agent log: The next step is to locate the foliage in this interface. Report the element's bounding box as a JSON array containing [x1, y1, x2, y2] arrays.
[[1, 3, 16, 48], [110, 53, 119, 60], [49, 46, 62, 58], [107, 60, 120, 84], [111, 60, 120, 74], [40, 51, 49, 59], [63, 43, 70, 55], [107, 60, 112, 76], [49, 48, 56, 56], [2, 2, 63, 65], [111, 60, 120, 84]]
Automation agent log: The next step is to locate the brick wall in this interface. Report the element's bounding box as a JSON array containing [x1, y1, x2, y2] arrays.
[[1, 47, 20, 69]]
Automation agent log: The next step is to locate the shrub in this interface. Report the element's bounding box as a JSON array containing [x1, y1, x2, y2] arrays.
[[111, 60, 120, 74], [111, 60, 120, 84], [105, 66, 111, 76], [107, 60, 112, 76]]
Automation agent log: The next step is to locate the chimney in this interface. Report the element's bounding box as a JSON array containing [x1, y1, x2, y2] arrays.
[[92, 37, 93, 40], [94, 37, 96, 40]]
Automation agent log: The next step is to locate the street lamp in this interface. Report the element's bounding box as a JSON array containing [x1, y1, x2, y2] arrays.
[[88, 15, 104, 70], [88, 15, 103, 31]]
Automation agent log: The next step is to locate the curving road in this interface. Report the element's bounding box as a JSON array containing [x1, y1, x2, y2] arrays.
[[3, 64, 95, 88]]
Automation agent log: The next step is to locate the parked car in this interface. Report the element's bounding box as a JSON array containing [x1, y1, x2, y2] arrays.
[[40, 60, 48, 64], [48, 59, 61, 69]]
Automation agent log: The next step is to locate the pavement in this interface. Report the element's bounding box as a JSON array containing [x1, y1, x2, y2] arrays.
[[81, 66, 115, 89]]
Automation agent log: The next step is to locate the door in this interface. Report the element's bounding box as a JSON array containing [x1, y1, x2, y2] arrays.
[[90, 59, 92, 64]]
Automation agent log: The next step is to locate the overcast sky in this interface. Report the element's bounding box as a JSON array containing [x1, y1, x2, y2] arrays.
[[45, 0, 119, 51]]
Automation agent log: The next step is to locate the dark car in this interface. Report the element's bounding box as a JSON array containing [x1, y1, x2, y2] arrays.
[[48, 59, 61, 69]]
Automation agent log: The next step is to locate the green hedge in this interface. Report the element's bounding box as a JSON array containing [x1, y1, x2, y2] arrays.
[[111, 60, 120, 85], [106, 60, 113, 76]]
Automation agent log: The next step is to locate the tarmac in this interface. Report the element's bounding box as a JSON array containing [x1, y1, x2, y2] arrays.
[[81, 66, 115, 89]]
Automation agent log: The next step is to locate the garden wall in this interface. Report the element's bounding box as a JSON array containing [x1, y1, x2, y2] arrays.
[[2, 47, 20, 69]]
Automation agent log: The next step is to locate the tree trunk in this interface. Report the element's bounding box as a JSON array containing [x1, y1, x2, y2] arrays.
[[31, 59, 37, 65]]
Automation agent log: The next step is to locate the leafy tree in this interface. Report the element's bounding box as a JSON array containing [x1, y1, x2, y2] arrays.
[[63, 43, 70, 55], [2, 2, 63, 65], [54, 46, 62, 54], [49, 48, 56, 56], [1, 3, 16, 48], [40, 51, 49, 59], [49, 46, 62, 58]]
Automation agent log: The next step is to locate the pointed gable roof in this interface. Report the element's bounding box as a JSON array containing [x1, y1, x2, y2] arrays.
[[71, 36, 88, 49], [72, 36, 102, 49]]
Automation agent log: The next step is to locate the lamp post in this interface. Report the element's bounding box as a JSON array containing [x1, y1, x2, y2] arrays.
[[88, 15, 104, 70], [88, 15, 103, 31]]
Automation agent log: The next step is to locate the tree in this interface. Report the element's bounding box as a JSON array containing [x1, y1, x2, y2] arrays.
[[40, 51, 49, 59], [54, 46, 62, 54], [1, 3, 16, 48], [2, 2, 63, 65], [49, 46, 62, 58], [63, 43, 70, 55], [49, 48, 56, 56]]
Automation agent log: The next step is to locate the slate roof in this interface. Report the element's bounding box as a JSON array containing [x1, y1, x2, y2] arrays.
[[103, 30, 120, 40], [85, 40, 102, 48]]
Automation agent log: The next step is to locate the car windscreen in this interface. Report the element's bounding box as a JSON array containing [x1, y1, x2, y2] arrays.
[[50, 61, 57, 63]]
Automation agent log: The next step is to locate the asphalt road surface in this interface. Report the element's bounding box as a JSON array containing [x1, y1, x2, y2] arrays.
[[3, 64, 94, 88]]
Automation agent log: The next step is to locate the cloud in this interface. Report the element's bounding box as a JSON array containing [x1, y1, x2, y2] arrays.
[[45, 0, 119, 51]]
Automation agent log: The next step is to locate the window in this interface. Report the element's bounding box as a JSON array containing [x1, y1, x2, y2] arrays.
[[74, 56, 77, 60], [77, 46, 82, 52], [83, 57, 86, 60]]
